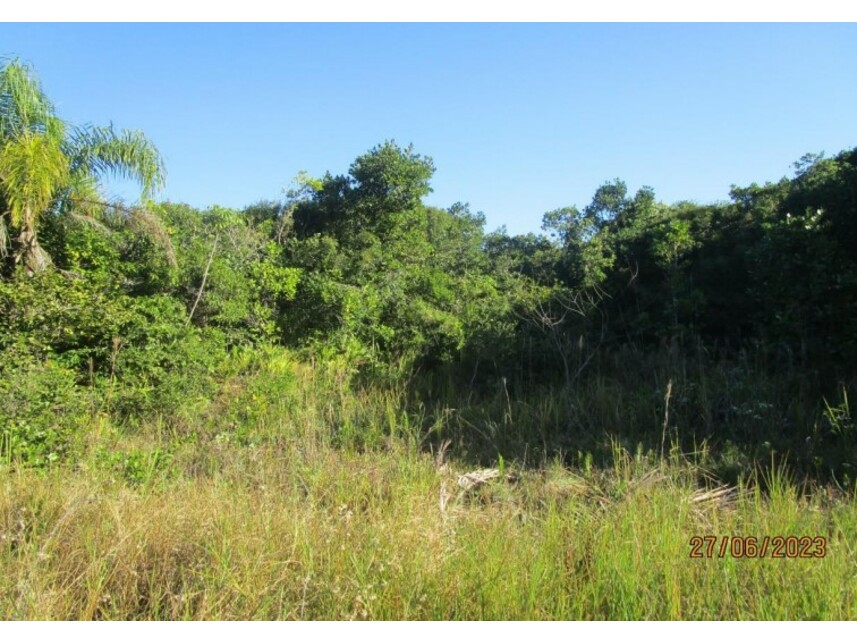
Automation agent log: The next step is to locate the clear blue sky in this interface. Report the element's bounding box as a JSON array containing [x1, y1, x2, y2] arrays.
[[2, 23, 856, 235]]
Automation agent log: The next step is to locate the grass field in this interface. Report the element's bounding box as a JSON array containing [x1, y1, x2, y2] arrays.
[[2, 350, 855, 620]]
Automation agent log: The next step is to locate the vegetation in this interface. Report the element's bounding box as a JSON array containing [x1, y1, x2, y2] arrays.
[[0, 58, 166, 274], [1, 57, 857, 620]]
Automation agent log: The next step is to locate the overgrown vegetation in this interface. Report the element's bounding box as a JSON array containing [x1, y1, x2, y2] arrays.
[[2, 57, 857, 620]]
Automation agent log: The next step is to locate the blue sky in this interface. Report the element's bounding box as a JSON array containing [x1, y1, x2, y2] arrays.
[[1, 23, 856, 235]]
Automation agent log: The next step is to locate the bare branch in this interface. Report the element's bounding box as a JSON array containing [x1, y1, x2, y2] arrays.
[[186, 234, 219, 327]]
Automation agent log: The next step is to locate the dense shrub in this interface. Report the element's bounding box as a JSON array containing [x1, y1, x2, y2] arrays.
[[0, 348, 89, 466]]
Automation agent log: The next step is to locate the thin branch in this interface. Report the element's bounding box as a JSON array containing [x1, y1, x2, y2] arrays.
[[186, 234, 219, 327], [627, 260, 640, 287], [0, 215, 8, 259], [661, 378, 673, 459]]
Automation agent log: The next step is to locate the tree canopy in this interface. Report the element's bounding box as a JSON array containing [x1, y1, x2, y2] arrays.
[[0, 58, 166, 273], [2, 56, 857, 483]]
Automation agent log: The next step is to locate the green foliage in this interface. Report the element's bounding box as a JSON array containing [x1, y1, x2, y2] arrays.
[[292, 140, 435, 241], [107, 295, 227, 420], [0, 269, 131, 372], [0, 58, 167, 273], [282, 144, 502, 370], [5, 107, 857, 620], [94, 445, 173, 487], [812, 387, 857, 485], [349, 140, 435, 213], [162, 203, 300, 345], [742, 150, 857, 362], [0, 347, 88, 467], [0, 268, 226, 424], [1, 122, 857, 485]]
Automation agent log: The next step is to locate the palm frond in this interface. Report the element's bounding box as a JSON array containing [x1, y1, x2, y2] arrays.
[[0, 58, 55, 139], [0, 131, 69, 227], [67, 124, 166, 200], [57, 171, 101, 217], [68, 211, 112, 235], [0, 59, 169, 273], [127, 204, 176, 267], [65, 196, 176, 267]]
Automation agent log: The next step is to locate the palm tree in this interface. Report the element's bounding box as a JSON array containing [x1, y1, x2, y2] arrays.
[[0, 57, 167, 273]]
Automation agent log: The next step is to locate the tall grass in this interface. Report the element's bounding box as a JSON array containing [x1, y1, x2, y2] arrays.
[[1, 347, 855, 619]]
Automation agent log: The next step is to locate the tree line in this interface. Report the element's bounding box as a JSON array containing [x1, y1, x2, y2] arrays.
[[2, 58, 856, 480]]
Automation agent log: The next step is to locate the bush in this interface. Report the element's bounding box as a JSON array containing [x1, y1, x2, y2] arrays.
[[0, 348, 89, 467], [106, 295, 229, 422]]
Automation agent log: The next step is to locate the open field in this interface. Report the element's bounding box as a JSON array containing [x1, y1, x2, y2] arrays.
[[2, 353, 855, 620], [2, 51, 857, 621]]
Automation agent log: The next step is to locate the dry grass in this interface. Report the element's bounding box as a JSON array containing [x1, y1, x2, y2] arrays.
[[2, 350, 856, 619], [2, 440, 856, 619]]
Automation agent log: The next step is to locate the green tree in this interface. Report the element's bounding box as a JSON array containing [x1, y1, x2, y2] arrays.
[[292, 140, 434, 242], [0, 58, 165, 273], [282, 142, 507, 369]]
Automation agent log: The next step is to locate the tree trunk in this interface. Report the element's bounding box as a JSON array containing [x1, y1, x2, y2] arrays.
[[14, 206, 53, 274]]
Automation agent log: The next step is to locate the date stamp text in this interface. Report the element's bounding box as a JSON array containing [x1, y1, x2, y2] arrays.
[[689, 536, 826, 559]]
